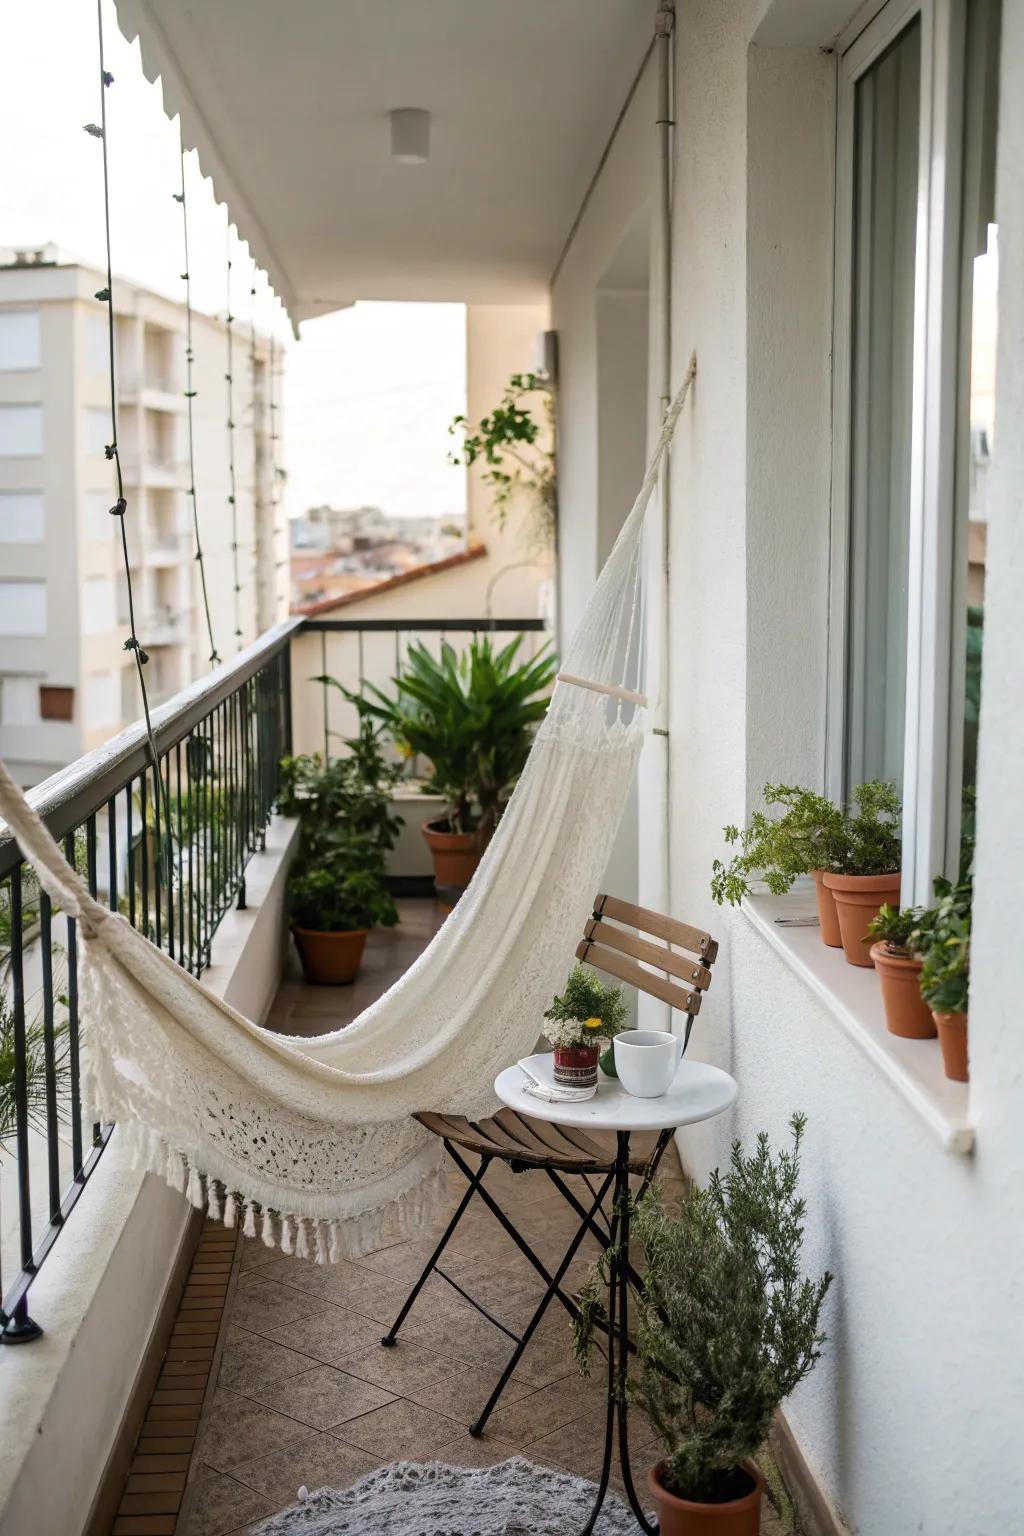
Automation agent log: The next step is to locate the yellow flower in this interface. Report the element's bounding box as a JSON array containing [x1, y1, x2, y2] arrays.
[[582, 1017, 603, 1032]]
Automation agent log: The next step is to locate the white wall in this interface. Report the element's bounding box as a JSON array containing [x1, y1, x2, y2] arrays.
[[552, 1, 1024, 1531]]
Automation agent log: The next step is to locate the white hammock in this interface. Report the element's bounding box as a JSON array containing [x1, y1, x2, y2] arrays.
[[0, 364, 695, 1263]]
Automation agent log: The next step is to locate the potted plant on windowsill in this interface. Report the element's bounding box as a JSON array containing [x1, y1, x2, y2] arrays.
[[542, 964, 628, 1088], [914, 880, 971, 1082], [865, 904, 936, 1039], [712, 780, 902, 966], [349, 634, 557, 904], [573, 1115, 832, 1535]]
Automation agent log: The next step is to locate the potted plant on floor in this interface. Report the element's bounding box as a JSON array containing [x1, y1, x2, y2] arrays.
[[577, 1115, 832, 1535], [865, 905, 936, 1039], [279, 724, 402, 985], [914, 882, 971, 1082], [543, 964, 628, 1088], [351, 634, 557, 903], [711, 780, 902, 965]]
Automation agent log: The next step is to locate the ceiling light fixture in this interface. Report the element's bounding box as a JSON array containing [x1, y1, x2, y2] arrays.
[[389, 108, 430, 165]]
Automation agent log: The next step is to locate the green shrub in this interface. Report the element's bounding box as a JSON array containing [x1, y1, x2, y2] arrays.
[[575, 1116, 832, 1504], [288, 866, 397, 934], [865, 903, 925, 956]]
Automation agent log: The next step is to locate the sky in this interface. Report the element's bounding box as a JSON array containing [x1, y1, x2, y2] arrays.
[[0, 0, 467, 522]]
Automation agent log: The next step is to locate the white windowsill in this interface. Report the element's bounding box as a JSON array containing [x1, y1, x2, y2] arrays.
[[741, 891, 974, 1155]]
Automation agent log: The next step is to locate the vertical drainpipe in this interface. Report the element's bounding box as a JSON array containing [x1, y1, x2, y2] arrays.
[[655, 0, 675, 952]]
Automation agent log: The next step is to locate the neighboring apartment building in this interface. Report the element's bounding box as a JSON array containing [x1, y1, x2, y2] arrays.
[[0, 246, 287, 787]]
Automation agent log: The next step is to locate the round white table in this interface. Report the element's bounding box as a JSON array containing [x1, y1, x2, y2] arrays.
[[494, 1056, 738, 1535]]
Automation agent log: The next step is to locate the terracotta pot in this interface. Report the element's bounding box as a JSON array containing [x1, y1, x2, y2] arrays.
[[292, 926, 367, 985], [647, 1460, 764, 1536], [822, 871, 902, 967], [869, 943, 936, 1039], [811, 869, 843, 947], [421, 817, 481, 895], [553, 1044, 600, 1089], [933, 1011, 969, 1082]]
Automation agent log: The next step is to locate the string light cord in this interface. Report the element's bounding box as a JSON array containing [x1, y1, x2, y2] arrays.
[[87, 0, 168, 873], [174, 148, 220, 667], [225, 234, 243, 647]]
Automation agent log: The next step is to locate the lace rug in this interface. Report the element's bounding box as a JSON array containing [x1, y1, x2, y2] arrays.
[[250, 1456, 643, 1535]]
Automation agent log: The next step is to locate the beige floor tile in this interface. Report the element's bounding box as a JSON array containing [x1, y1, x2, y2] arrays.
[[180, 1465, 273, 1536], [484, 1376, 601, 1448], [229, 1275, 325, 1334], [262, 1303, 384, 1365], [229, 1430, 381, 1504], [430, 1431, 521, 1469], [404, 1362, 538, 1422], [247, 1364, 396, 1430], [218, 1325, 320, 1395], [340, 1340, 454, 1396], [196, 1389, 311, 1474], [332, 1396, 464, 1460]]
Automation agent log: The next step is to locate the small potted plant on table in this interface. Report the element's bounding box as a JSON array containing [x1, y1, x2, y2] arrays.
[[865, 904, 936, 1039], [350, 635, 557, 905], [542, 964, 628, 1088], [576, 1115, 832, 1535]]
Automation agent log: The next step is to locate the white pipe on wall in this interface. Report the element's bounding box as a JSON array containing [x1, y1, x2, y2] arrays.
[[653, 0, 675, 966]]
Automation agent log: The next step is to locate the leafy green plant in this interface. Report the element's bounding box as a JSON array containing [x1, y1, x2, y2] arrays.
[[288, 865, 398, 935], [350, 635, 557, 838], [914, 875, 972, 1015], [449, 371, 556, 551], [575, 1116, 832, 1504], [543, 963, 629, 1050], [279, 721, 403, 872], [865, 903, 925, 957], [0, 984, 71, 1152], [711, 780, 901, 906]]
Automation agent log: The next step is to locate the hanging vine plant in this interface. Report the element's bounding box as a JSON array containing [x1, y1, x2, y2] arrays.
[[448, 371, 557, 553]]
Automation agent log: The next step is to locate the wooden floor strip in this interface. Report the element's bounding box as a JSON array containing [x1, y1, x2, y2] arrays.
[[107, 1219, 238, 1535]]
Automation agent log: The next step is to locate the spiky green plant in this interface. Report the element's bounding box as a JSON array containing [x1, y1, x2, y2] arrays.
[[0, 984, 71, 1152]]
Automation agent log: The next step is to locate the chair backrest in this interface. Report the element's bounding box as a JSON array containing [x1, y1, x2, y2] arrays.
[[575, 893, 718, 1032]]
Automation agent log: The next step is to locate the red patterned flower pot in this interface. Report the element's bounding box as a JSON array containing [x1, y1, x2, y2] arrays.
[[553, 1044, 600, 1088]]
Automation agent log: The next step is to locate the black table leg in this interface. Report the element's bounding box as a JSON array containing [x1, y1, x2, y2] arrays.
[[580, 1131, 658, 1536]]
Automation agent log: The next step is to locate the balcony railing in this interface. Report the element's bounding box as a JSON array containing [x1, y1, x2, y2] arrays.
[[0, 614, 545, 1341]]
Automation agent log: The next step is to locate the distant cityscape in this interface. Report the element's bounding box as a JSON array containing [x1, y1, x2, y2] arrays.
[[289, 504, 468, 612]]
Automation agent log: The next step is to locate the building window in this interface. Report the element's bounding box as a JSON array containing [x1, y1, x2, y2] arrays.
[[84, 671, 120, 730], [0, 677, 41, 726], [0, 308, 41, 371], [82, 405, 111, 458], [39, 686, 74, 722], [81, 575, 115, 636], [83, 310, 109, 375], [0, 491, 45, 543], [0, 580, 47, 637], [83, 489, 114, 543], [0, 404, 43, 456], [830, 0, 1002, 903]]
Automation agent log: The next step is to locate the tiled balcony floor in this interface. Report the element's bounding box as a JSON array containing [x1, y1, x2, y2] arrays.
[[117, 901, 793, 1535]]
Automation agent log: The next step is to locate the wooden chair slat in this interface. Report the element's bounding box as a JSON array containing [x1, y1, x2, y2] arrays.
[[414, 1111, 511, 1160], [474, 1116, 550, 1162], [583, 917, 713, 990], [497, 1108, 610, 1167], [576, 940, 702, 1015], [592, 893, 718, 963]]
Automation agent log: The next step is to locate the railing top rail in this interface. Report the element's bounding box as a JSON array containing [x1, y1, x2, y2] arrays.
[[302, 617, 548, 633], [0, 618, 302, 874]]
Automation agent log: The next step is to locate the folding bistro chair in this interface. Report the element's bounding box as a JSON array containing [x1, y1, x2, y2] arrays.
[[380, 892, 718, 1435]]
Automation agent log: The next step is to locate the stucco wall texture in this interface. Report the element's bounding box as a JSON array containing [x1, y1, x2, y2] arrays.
[[554, 1, 1024, 1531]]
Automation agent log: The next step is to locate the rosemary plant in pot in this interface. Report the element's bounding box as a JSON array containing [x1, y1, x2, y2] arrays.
[[351, 635, 557, 903], [542, 964, 628, 1088], [865, 905, 936, 1039], [575, 1116, 832, 1535], [279, 727, 401, 985]]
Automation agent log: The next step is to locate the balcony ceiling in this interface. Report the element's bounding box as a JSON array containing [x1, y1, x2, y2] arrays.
[[114, 0, 654, 326]]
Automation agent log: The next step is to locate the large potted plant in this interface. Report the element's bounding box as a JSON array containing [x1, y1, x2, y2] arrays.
[[542, 963, 628, 1088], [352, 634, 557, 901], [712, 780, 901, 966], [576, 1116, 831, 1535], [864, 905, 936, 1039], [279, 724, 402, 985]]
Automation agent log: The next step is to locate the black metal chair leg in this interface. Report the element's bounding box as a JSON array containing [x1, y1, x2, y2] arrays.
[[381, 1150, 491, 1346], [579, 1160, 622, 1536], [615, 1133, 658, 1533], [469, 1170, 615, 1437]]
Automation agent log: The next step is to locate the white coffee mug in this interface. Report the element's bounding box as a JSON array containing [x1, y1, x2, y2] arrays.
[[613, 1029, 682, 1098]]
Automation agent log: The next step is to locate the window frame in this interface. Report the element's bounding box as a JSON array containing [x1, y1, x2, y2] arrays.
[[828, 0, 972, 906]]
